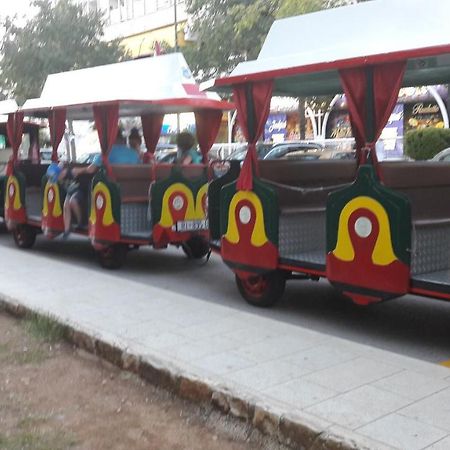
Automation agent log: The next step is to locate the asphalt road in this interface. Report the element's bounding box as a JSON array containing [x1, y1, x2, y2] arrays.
[[1, 230, 449, 365]]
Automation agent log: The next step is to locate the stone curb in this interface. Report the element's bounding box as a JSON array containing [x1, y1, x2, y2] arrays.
[[0, 297, 384, 450]]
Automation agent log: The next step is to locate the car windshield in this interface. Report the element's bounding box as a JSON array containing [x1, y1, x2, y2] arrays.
[[264, 143, 323, 160]]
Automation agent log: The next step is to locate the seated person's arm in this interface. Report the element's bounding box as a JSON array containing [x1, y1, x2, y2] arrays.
[[182, 154, 193, 165], [72, 163, 98, 177]]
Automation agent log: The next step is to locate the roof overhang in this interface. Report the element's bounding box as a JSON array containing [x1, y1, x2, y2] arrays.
[[205, 0, 450, 96], [22, 53, 233, 119]]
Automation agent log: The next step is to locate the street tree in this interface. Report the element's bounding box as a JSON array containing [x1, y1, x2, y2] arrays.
[[184, 0, 372, 80], [0, 0, 127, 104]]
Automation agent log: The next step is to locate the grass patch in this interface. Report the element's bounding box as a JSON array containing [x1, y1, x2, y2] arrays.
[[22, 314, 66, 343], [0, 342, 9, 354], [18, 416, 48, 429], [10, 348, 50, 365], [0, 431, 77, 450]]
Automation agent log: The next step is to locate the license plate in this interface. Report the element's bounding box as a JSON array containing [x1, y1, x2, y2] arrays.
[[176, 219, 208, 232]]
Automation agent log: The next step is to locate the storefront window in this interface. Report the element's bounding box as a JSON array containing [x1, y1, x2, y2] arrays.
[[145, 0, 157, 13], [133, 0, 145, 16], [156, 0, 172, 10]]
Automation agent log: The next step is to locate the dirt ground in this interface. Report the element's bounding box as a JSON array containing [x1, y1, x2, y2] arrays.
[[0, 312, 288, 450]]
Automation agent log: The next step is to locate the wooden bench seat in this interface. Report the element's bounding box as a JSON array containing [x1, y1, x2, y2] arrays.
[[259, 159, 357, 266], [381, 161, 450, 276]]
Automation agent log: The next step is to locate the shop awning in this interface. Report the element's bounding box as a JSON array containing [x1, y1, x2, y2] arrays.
[[22, 53, 232, 119], [204, 0, 450, 96]]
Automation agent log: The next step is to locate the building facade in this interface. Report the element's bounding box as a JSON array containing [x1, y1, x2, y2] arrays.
[[75, 0, 187, 57]]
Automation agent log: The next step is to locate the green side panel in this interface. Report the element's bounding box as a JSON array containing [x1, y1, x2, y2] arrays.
[[327, 165, 411, 265], [151, 166, 207, 225], [220, 177, 279, 246], [208, 161, 241, 241], [92, 169, 121, 224]]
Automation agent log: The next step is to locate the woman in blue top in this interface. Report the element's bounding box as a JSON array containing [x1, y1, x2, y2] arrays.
[[176, 132, 202, 165]]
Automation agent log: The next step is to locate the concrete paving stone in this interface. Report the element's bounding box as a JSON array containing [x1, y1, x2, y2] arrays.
[[226, 360, 311, 392], [163, 308, 224, 327], [262, 377, 339, 409], [232, 335, 319, 363], [279, 344, 359, 372], [301, 356, 403, 393], [306, 384, 413, 430], [371, 370, 450, 401], [191, 351, 256, 375], [88, 329, 138, 351], [357, 413, 449, 450], [174, 316, 249, 340], [218, 324, 283, 345], [324, 425, 397, 450], [117, 319, 181, 340], [132, 331, 193, 351], [365, 348, 450, 380], [399, 387, 450, 432], [162, 334, 241, 362], [81, 313, 151, 338], [425, 436, 450, 449]]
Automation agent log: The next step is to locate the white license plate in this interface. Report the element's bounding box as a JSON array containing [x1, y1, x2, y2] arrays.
[[176, 219, 208, 232]]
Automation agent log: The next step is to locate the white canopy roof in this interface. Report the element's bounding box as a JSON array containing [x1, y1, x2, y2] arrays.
[[22, 53, 231, 119], [0, 99, 19, 116], [207, 0, 450, 96]]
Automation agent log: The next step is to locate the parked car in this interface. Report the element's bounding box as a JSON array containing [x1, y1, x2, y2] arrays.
[[263, 141, 356, 161], [431, 147, 450, 162], [226, 143, 273, 161], [263, 142, 324, 160]]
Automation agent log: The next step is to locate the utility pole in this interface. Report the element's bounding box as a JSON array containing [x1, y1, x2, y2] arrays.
[[174, 0, 180, 132], [174, 0, 178, 52]]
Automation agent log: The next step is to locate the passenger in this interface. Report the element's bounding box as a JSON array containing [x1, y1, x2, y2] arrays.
[[60, 127, 140, 239], [129, 127, 143, 160], [176, 131, 202, 165]]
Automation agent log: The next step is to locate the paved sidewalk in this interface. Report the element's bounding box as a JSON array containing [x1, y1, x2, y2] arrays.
[[1, 246, 450, 449]]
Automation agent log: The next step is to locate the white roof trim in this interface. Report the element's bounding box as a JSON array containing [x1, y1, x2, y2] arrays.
[[229, 0, 450, 79]]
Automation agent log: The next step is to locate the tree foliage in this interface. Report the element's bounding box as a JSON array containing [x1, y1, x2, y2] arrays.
[[183, 0, 279, 80], [0, 0, 127, 103], [184, 0, 370, 80]]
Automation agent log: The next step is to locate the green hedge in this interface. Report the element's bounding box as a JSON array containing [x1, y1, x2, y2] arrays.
[[404, 128, 450, 160]]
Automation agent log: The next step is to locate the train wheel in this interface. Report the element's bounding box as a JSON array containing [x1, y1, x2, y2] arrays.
[[235, 270, 286, 307], [182, 236, 210, 259], [97, 243, 128, 270], [13, 224, 37, 249]]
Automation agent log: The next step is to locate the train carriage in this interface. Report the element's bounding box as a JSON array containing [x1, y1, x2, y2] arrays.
[[205, 0, 450, 306], [3, 53, 232, 268]]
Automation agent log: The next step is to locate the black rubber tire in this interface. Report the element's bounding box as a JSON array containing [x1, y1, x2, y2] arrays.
[[97, 244, 128, 270], [182, 236, 210, 259], [235, 270, 286, 307], [12, 224, 37, 249]]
